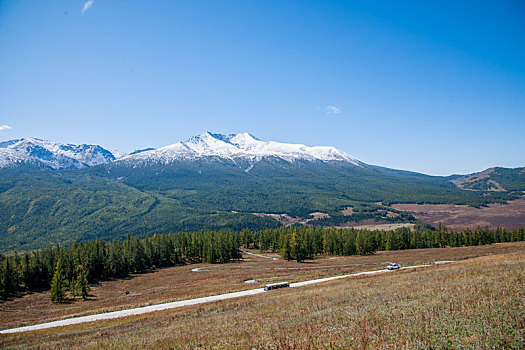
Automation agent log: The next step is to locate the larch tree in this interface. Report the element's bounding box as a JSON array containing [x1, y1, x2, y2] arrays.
[[50, 259, 66, 303]]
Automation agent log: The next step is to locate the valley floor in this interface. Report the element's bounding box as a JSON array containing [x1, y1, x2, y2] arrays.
[[0, 242, 523, 348], [0, 243, 524, 348], [391, 197, 525, 231], [1, 242, 523, 333]]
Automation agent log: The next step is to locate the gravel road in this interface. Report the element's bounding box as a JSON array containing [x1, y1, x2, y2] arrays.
[[0, 261, 453, 334]]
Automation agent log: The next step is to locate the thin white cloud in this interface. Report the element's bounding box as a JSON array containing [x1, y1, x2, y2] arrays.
[[325, 106, 340, 115], [82, 0, 94, 14], [0, 125, 12, 131]]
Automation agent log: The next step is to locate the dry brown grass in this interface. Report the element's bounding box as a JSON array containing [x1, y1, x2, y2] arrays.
[[347, 223, 415, 231], [1, 242, 523, 333], [1, 243, 523, 349], [391, 197, 525, 230]]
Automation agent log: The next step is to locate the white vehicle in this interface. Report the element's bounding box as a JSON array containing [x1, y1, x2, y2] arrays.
[[387, 263, 401, 270], [264, 282, 290, 291]]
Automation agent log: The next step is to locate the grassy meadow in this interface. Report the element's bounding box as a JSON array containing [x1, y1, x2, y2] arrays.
[[1, 242, 523, 349]]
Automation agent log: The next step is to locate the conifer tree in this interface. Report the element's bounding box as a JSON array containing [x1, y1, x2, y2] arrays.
[[1, 258, 16, 297], [289, 231, 298, 261], [75, 265, 90, 300], [50, 259, 66, 303], [280, 233, 291, 260], [355, 231, 363, 255], [70, 277, 78, 298]]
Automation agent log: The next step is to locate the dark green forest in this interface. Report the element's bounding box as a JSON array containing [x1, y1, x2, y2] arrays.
[[308, 203, 417, 226], [0, 230, 241, 300], [1, 161, 520, 252], [242, 224, 525, 261], [0, 169, 278, 252], [1, 225, 524, 300], [491, 167, 525, 191], [98, 160, 517, 213]]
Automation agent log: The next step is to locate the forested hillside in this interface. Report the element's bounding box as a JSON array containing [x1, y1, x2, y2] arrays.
[[0, 168, 278, 252], [0, 157, 519, 251], [98, 159, 513, 213], [0, 160, 520, 252], [452, 167, 525, 192], [1, 225, 523, 300]]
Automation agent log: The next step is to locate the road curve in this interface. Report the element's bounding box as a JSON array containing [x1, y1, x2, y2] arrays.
[[239, 248, 279, 260], [0, 261, 453, 334]]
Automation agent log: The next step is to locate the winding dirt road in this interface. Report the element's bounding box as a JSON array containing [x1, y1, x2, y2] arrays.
[[0, 261, 453, 334]]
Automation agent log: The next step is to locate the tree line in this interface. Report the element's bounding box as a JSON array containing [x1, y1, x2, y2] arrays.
[[239, 224, 525, 261], [0, 231, 241, 301], [1, 225, 524, 300]]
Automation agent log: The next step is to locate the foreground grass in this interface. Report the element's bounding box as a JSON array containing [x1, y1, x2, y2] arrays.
[[1, 242, 523, 330], [1, 249, 523, 349]]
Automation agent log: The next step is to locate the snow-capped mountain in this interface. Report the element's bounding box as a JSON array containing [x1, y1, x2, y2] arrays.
[[0, 138, 116, 169], [0, 147, 35, 168], [118, 132, 363, 168], [0, 133, 363, 170]]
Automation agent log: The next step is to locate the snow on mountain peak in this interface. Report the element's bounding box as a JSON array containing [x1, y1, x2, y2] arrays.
[[120, 132, 362, 167], [0, 138, 116, 169], [0, 133, 363, 170]]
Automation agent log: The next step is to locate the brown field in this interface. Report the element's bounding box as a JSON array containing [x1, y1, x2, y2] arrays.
[[392, 197, 525, 231], [1, 243, 524, 334], [338, 223, 415, 231], [251, 213, 303, 226], [251, 212, 331, 226], [340, 206, 354, 216], [1, 243, 523, 349]]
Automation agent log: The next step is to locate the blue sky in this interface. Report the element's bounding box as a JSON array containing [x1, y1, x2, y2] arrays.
[[0, 1, 524, 175]]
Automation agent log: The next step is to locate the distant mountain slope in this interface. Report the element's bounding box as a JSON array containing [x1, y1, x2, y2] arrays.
[[0, 138, 116, 169], [0, 132, 520, 251], [0, 168, 278, 251], [451, 167, 525, 192], [0, 147, 35, 168], [98, 154, 511, 217]]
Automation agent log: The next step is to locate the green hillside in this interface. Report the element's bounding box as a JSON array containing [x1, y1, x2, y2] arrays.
[[0, 161, 518, 252], [0, 169, 278, 252], [98, 160, 514, 213], [452, 167, 525, 192]]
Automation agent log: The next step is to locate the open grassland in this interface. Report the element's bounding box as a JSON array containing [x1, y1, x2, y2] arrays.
[[1, 247, 523, 349], [391, 197, 525, 231], [0, 243, 524, 349], [0, 242, 523, 332]]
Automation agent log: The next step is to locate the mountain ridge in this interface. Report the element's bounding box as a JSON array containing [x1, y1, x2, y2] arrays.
[[0, 132, 522, 251], [0, 132, 364, 170], [116, 132, 363, 168], [1, 133, 523, 185], [0, 138, 116, 169]]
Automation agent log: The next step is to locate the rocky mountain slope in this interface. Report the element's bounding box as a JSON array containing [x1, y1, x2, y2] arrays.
[[0, 138, 117, 169], [117, 132, 362, 168]]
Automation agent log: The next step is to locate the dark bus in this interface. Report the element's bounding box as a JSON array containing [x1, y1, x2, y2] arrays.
[[264, 282, 290, 291]]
